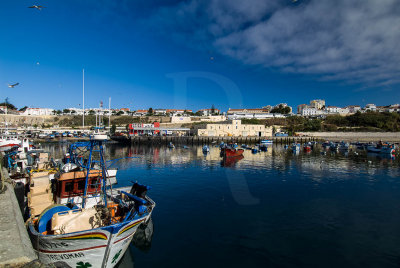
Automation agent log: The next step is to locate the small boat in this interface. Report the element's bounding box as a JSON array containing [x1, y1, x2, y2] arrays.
[[167, 142, 175, 149], [338, 141, 350, 151], [367, 144, 395, 154], [0, 134, 22, 152], [202, 145, 210, 153], [261, 140, 273, 145], [259, 143, 268, 152], [252, 147, 259, 154], [330, 143, 338, 152], [291, 143, 300, 152], [220, 143, 244, 158], [303, 143, 312, 152]]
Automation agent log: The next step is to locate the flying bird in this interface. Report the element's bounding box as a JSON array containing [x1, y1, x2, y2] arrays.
[[8, 83, 19, 88], [28, 5, 45, 10]]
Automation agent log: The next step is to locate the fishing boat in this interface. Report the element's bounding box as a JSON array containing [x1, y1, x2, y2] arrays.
[[252, 147, 260, 154], [220, 143, 244, 158], [0, 134, 22, 151], [27, 135, 155, 268]]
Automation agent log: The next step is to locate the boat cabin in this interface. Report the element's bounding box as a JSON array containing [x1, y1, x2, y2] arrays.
[[56, 170, 103, 199]]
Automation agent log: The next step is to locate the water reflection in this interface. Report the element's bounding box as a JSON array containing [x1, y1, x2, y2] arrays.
[[39, 142, 400, 180], [117, 218, 154, 268], [38, 142, 400, 267]]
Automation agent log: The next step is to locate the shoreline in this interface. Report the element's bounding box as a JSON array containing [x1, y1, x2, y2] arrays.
[[296, 132, 400, 142]]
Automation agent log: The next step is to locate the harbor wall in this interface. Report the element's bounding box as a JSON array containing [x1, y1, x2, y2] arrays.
[[296, 132, 400, 142], [127, 136, 320, 145], [0, 166, 38, 266]]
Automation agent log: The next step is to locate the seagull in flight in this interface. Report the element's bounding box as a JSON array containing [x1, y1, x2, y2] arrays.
[[8, 83, 19, 88], [28, 5, 45, 10]]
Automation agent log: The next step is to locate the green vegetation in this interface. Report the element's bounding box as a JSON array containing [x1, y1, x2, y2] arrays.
[[241, 118, 265, 125], [324, 111, 400, 131], [282, 112, 400, 133], [0, 101, 16, 110], [111, 124, 116, 134], [270, 104, 291, 114], [19, 106, 28, 112]]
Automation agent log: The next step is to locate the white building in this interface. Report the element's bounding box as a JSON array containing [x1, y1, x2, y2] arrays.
[[326, 106, 340, 113], [310, 99, 326, 110], [301, 107, 326, 117], [197, 108, 221, 116], [365, 104, 376, 111], [21, 108, 54, 116], [154, 109, 167, 116], [345, 105, 361, 114], [198, 119, 278, 137]]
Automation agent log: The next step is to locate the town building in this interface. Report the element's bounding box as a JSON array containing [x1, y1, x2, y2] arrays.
[[326, 106, 340, 113], [310, 99, 326, 110], [21, 108, 54, 116], [133, 110, 148, 116], [365, 104, 377, 111], [227, 108, 276, 119], [197, 119, 278, 137], [197, 108, 221, 116], [166, 109, 192, 116], [154, 109, 167, 116], [297, 104, 308, 114], [345, 105, 361, 114]]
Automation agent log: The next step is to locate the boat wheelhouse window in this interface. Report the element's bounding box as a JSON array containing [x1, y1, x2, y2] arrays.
[[77, 180, 85, 190], [90, 178, 99, 189], [65, 182, 74, 192]]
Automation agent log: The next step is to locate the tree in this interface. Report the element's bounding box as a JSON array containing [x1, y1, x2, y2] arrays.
[[19, 106, 28, 112], [63, 109, 71, 114], [211, 104, 215, 115], [111, 124, 116, 134], [270, 104, 291, 114], [56, 110, 62, 115], [88, 110, 95, 115], [0, 99, 17, 110], [116, 111, 124, 116], [71, 110, 76, 114], [147, 108, 153, 116]]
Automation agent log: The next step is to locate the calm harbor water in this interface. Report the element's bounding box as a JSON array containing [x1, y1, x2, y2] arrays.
[[42, 142, 400, 268]]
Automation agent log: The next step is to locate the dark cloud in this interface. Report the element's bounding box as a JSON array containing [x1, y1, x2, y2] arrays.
[[146, 0, 400, 86]]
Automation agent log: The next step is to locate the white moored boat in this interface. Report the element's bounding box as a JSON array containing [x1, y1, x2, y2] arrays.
[[0, 134, 21, 151]]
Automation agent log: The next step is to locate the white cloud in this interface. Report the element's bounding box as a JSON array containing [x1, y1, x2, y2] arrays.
[[147, 0, 400, 86]]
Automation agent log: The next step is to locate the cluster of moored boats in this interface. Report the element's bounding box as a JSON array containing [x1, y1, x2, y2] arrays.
[[285, 140, 397, 155], [2, 134, 155, 267]]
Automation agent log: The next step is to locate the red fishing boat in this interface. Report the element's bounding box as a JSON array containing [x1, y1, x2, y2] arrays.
[[220, 144, 244, 158]]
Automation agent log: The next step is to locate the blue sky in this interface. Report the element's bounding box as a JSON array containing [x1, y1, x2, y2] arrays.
[[0, 0, 399, 112]]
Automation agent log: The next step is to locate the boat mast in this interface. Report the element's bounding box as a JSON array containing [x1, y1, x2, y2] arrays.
[[82, 69, 85, 131], [108, 97, 111, 130]]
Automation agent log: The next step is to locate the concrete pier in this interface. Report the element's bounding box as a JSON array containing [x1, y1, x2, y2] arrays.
[[0, 166, 38, 267], [127, 136, 319, 146]]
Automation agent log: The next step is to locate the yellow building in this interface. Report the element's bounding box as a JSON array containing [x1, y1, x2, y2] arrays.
[[197, 120, 277, 137]]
